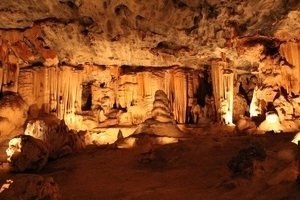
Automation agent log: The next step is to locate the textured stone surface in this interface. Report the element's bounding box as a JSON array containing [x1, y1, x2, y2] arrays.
[[0, 1, 300, 133], [0, 93, 28, 142], [0, 174, 61, 200], [24, 118, 86, 159], [6, 135, 49, 172], [0, 0, 299, 67]]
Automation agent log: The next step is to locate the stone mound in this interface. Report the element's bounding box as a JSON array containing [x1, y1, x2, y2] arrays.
[[6, 134, 49, 172], [115, 90, 191, 148]]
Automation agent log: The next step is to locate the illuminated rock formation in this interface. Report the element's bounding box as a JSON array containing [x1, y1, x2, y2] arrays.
[[0, 93, 28, 143], [0, 1, 298, 138], [211, 60, 234, 124], [115, 90, 191, 148], [24, 117, 85, 159], [6, 135, 49, 172], [151, 89, 175, 124], [258, 112, 282, 133]]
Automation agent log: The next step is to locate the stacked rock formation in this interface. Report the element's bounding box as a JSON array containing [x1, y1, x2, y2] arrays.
[[114, 90, 192, 148], [151, 90, 176, 124]]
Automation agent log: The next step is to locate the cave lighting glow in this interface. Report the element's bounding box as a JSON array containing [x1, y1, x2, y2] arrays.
[[0, 180, 13, 193], [266, 113, 280, 124], [292, 132, 300, 145]]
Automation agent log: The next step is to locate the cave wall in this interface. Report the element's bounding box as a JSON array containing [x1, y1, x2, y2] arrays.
[[0, 0, 299, 132], [9, 64, 205, 130]]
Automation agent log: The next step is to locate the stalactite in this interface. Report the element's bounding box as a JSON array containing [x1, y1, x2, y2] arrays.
[[150, 73, 159, 98], [1, 40, 8, 91], [0, 67, 3, 92], [280, 42, 300, 73], [211, 60, 234, 124], [32, 67, 38, 101], [279, 42, 300, 94], [63, 67, 70, 118], [43, 67, 50, 113], [187, 71, 194, 108], [137, 72, 144, 99], [49, 67, 57, 112], [173, 69, 187, 123], [223, 73, 234, 124], [168, 68, 175, 114], [211, 62, 222, 122], [57, 67, 64, 119], [18, 69, 34, 106], [2, 64, 7, 88], [74, 70, 83, 113], [192, 72, 199, 98], [67, 69, 73, 114], [143, 71, 151, 97], [139, 71, 153, 115], [108, 65, 119, 105]]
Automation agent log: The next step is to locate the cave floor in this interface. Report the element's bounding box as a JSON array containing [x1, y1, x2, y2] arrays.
[[1, 125, 300, 200]]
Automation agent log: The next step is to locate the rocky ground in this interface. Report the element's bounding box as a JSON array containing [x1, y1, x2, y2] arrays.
[[1, 124, 300, 199]]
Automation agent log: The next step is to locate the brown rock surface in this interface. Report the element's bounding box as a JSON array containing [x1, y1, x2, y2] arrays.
[[0, 0, 298, 67], [0, 174, 60, 200], [6, 135, 49, 172]]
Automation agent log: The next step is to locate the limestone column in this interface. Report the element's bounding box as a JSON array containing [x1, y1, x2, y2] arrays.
[[173, 68, 187, 123], [211, 61, 234, 124], [280, 42, 300, 94]]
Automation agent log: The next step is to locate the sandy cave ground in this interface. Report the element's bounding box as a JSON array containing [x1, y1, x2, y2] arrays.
[[1, 125, 300, 200]]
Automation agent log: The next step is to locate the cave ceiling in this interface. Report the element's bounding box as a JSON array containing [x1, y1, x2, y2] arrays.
[[0, 0, 300, 68]]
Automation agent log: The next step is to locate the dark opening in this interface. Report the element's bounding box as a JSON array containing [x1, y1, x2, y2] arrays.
[[100, 82, 106, 88], [197, 71, 213, 107], [81, 84, 92, 111]]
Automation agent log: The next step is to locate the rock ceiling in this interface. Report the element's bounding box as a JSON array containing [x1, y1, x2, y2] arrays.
[[0, 0, 299, 68]]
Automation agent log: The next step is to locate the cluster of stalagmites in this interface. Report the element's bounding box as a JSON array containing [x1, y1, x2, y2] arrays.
[[4, 89, 188, 172]]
